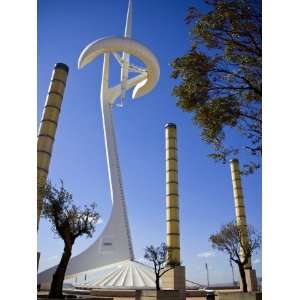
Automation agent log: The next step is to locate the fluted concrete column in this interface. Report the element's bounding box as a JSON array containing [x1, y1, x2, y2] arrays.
[[230, 159, 257, 291], [165, 123, 180, 265], [37, 63, 69, 230]]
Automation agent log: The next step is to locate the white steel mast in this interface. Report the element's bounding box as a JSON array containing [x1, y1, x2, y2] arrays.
[[38, 0, 159, 284]]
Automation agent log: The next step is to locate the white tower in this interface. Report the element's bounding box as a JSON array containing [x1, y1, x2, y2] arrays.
[[38, 0, 160, 286]]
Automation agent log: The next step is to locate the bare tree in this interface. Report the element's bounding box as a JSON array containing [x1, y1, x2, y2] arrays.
[[209, 221, 261, 292], [41, 181, 100, 299], [144, 243, 176, 290]]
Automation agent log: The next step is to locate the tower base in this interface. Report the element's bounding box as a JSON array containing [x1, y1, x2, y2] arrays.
[[161, 266, 185, 300]]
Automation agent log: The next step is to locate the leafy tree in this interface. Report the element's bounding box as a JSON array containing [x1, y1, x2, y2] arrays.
[[41, 181, 100, 299], [209, 221, 261, 292], [171, 0, 261, 174], [144, 243, 176, 290]]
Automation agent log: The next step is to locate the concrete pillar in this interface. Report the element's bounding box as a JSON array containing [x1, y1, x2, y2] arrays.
[[162, 123, 185, 300], [230, 159, 257, 291], [37, 63, 69, 230]]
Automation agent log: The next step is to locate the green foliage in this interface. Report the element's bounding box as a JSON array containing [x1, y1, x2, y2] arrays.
[[171, 0, 261, 174], [144, 243, 176, 290], [41, 181, 100, 298], [209, 221, 261, 266], [144, 243, 168, 267], [41, 181, 100, 243], [209, 221, 261, 292]]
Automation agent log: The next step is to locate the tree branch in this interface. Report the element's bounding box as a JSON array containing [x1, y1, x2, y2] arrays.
[[213, 68, 262, 96], [159, 267, 174, 278]]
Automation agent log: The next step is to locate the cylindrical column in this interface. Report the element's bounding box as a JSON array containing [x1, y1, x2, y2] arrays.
[[165, 123, 180, 265], [37, 63, 69, 229], [230, 159, 252, 269]]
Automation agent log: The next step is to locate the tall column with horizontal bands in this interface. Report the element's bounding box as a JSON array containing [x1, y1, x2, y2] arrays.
[[37, 63, 69, 230], [165, 123, 180, 265], [230, 159, 257, 291], [230, 159, 252, 269], [162, 123, 185, 299]]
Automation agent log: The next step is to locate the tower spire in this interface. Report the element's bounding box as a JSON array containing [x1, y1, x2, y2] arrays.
[[120, 0, 133, 104], [124, 0, 132, 38]]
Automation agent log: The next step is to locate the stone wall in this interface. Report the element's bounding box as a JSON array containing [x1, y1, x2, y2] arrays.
[[216, 291, 262, 300], [136, 290, 183, 300]]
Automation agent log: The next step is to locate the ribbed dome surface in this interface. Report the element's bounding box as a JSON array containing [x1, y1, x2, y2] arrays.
[[64, 260, 202, 290]]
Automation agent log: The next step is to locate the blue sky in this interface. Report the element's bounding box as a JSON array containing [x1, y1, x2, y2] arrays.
[[37, 0, 261, 284]]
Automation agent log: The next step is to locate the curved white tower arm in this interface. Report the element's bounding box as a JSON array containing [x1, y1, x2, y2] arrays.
[[78, 37, 160, 99]]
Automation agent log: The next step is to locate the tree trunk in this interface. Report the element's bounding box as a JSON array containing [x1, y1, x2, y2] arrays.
[[238, 263, 247, 292], [48, 243, 72, 299], [155, 276, 160, 290]]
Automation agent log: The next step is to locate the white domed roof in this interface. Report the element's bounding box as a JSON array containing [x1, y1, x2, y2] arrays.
[[64, 260, 202, 290]]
